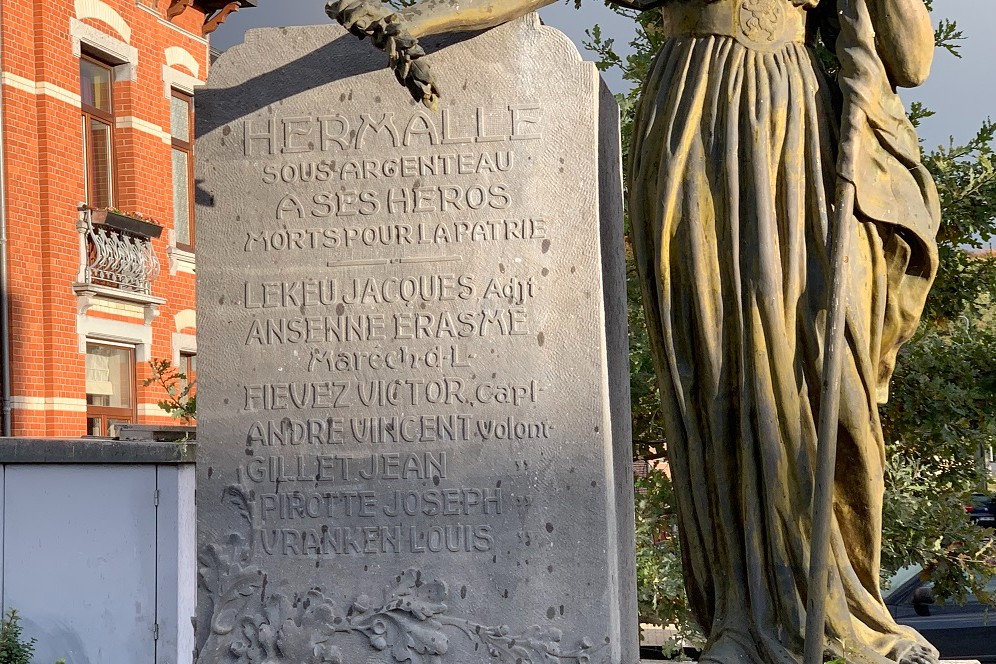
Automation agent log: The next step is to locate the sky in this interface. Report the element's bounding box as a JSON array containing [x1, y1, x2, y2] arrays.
[[211, 0, 994, 148]]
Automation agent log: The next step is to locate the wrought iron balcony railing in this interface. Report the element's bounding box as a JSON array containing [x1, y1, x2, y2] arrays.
[[75, 206, 161, 295]]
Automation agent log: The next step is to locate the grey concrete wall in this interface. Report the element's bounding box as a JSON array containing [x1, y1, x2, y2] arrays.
[[0, 438, 196, 664]]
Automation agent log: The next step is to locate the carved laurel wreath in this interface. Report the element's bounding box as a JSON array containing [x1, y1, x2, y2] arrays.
[[196, 485, 607, 664]]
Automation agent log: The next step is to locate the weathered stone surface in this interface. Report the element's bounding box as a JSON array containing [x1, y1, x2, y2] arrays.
[[195, 16, 636, 664]]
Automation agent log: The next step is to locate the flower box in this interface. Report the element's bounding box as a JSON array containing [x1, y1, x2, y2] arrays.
[[90, 209, 163, 239]]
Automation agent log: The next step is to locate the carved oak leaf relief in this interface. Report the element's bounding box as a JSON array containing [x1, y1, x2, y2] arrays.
[[229, 592, 344, 664], [349, 569, 450, 664], [196, 485, 607, 664]]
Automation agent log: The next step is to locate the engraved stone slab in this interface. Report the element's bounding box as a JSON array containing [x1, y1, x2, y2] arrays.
[[195, 16, 636, 664]]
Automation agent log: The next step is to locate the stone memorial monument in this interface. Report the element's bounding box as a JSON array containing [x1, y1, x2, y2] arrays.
[[194, 16, 637, 664]]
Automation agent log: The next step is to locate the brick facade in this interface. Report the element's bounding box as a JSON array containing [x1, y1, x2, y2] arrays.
[[0, 0, 223, 436]]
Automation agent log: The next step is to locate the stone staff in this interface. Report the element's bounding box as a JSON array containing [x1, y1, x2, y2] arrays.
[[806, 0, 938, 659], [803, 96, 862, 664]]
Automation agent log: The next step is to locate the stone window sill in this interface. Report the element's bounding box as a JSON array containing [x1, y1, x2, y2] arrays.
[[168, 245, 196, 275], [73, 283, 166, 325]]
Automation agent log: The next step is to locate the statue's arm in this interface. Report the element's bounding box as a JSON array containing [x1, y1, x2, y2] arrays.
[[400, 0, 669, 37], [327, 0, 596, 107], [869, 0, 934, 88], [397, 0, 558, 39]]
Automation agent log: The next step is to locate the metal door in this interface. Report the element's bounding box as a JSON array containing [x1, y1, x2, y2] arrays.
[[2, 464, 158, 663]]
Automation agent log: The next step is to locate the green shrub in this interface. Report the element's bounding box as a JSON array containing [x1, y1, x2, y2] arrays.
[[0, 609, 35, 664]]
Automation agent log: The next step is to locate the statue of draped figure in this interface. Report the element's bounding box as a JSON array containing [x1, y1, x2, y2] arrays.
[[327, 0, 941, 661]]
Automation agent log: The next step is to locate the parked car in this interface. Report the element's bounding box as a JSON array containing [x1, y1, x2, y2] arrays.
[[966, 493, 996, 527], [884, 565, 996, 663]]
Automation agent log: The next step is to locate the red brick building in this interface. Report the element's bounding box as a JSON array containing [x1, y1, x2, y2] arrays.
[[0, 0, 251, 437]]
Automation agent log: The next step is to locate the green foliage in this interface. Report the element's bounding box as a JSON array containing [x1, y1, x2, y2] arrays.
[[143, 359, 197, 422], [879, 312, 996, 596], [881, 449, 995, 603], [0, 609, 35, 664], [633, 466, 702, 651], [919, 120, 996, 324], [933, 18, 965, 58], [883, 321, 996, 492], [627, 269, 666, 453]]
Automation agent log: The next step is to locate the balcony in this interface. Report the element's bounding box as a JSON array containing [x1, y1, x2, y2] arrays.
[[74, 206, 165, 325]]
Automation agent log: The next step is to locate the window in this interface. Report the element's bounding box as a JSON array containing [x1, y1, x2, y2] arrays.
[[179, 351, 196, 395], [86, 342, 135, 437], [171, 90, 194, 249], [81, 56, 115, 208]]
